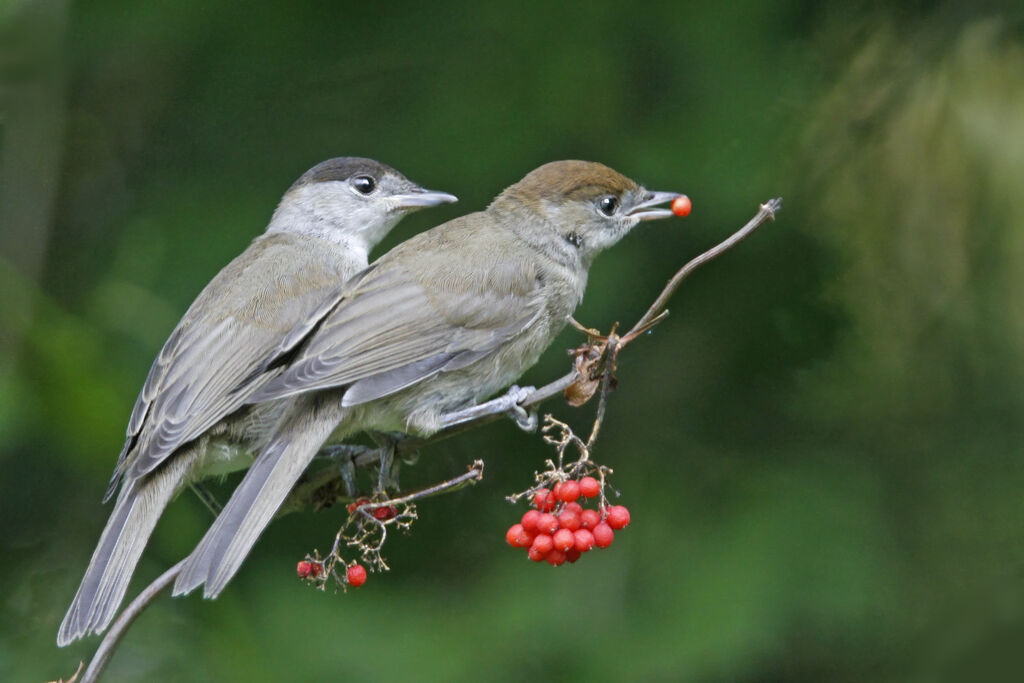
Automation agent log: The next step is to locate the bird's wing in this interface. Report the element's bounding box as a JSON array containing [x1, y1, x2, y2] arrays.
[[108, 235, 355, 492], [251, 218, 546, 406]]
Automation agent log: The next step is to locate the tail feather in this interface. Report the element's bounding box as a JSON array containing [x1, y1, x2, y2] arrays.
[[57, 461, 185, 646], [174, 398, 343, 598]]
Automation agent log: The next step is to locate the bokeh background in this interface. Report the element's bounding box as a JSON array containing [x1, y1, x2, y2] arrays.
[[3, 0, 1024, 680]]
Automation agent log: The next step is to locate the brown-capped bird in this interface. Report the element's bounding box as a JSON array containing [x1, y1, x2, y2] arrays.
[[174, 160, 681, 597]]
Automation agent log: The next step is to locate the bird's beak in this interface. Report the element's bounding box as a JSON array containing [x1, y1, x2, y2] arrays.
[[628, 191, 681, 221], [391, 188, 459, 209]]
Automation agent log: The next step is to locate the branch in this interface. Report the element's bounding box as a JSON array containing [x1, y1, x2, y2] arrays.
[[76, 197, 780, 681], [79, 559, 187, 683]]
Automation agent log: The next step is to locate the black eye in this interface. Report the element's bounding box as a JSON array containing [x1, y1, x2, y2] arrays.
[[598, 195, 619, 216], [352, 175, 376, 194]]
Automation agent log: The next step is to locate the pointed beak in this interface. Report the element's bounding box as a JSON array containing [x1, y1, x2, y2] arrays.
[[391, 188, 459, 209], [628, 191, 681, 221]]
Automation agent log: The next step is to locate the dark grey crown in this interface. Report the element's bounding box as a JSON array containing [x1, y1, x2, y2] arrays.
[[288, 157, 402, 192]]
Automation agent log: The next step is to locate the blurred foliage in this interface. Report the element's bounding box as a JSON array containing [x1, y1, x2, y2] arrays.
[[2, 0, 1024, 681]]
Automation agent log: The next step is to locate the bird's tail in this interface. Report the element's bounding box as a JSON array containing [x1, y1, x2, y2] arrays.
[[173, 396, 343, 598], [57, 459, 185, 646]]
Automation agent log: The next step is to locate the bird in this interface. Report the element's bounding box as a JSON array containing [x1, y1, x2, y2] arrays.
[[172, 160, 681, 598], [58, 157, 456, 645]]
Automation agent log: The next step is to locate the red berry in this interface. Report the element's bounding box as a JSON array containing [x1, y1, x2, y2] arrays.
[[346, 564, 367, 587], [557, 509, 581, 531], [296, 561, 313, 578], [533, 488, 556, 512], [531, 534, 554, 555], [347, 497, 371, 514], [605, 505, 631, 530], [552, 528, 575, 552], [573, 528, 595, 552], [527, 545, 546, 562], [536, 513, 559, 535], [545, 548, 567, 566], [564, 501, 584, 516], [373, 505, 397, 521], [565, 548, 582, 563], [579, 476, 601, 498], [671, 194, 692, 217], [557, 480, 581, 502], [506, 523, 526, 547], [593, 523, 614, 548], [580, 509, 601, 530], [521, 509, 541, 534]]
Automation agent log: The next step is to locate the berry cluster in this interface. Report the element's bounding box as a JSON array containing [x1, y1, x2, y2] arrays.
[[297, 559, 367, 587], [505, 477, 631, 566]]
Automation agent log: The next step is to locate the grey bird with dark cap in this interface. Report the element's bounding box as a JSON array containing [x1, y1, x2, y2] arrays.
[[173, 160, 681, 597], [58, 157, 456, 645]]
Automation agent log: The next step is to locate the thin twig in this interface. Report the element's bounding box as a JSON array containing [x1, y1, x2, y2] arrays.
[[78, 197, 780, 681], [80, 559, 187, 683]]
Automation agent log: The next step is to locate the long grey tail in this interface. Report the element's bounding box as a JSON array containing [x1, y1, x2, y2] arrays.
[[173, 397, 344, 599], [57, 461, 185, 646]]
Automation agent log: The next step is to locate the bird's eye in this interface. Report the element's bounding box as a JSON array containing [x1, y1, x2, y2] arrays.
[[352, 175, 376, 195], [598, 195, 619, 216]]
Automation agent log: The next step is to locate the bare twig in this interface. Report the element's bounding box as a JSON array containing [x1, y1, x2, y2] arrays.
[[77, 197, 780, 681], [80, 559, 187, 683]]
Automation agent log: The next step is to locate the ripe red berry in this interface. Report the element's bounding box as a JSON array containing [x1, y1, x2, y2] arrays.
[[565, 548, 582, 563], [296, 561, 313, 578], [347, 497, 371, 514], [552, 528, 575, 552], [573, 528, 595, 552], [506, 523, 528, 547], [533, 488, 556, 512], [580, 509, 601, 530], [671, 194, 692, 217], [556, 480, 581, 502], [605, 505, 631, 530], [563, 501, 584, 516], [346, 564, 367, 587], [521, 509, 541, 534], [373, 505, 397, 521], [545, 548, 567, 566], [536, 513, 559, 535], [531, 533, 554, 555], [557, 509, 581, 531], [579, 476, 601, 498], [528, 545, 546, 562], [593, 523, 614, 548]]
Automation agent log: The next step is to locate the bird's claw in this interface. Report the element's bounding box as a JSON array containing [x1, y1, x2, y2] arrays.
[[505, 385, 538, 432]]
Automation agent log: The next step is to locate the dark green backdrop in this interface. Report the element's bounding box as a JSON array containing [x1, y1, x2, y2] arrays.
[[2, 1, 1023, 680]]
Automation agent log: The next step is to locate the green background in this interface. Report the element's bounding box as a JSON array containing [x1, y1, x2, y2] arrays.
[[3, 1, 1024, 680]]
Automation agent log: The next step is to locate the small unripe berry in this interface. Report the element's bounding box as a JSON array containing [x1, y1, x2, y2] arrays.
[[605, 505, 631, 530], [553, 528, 575, 552], [580, 509, 601, 530], [346, 564, 367, 587], [579, 476, 601, 498], [593, 523, 614, 548]]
